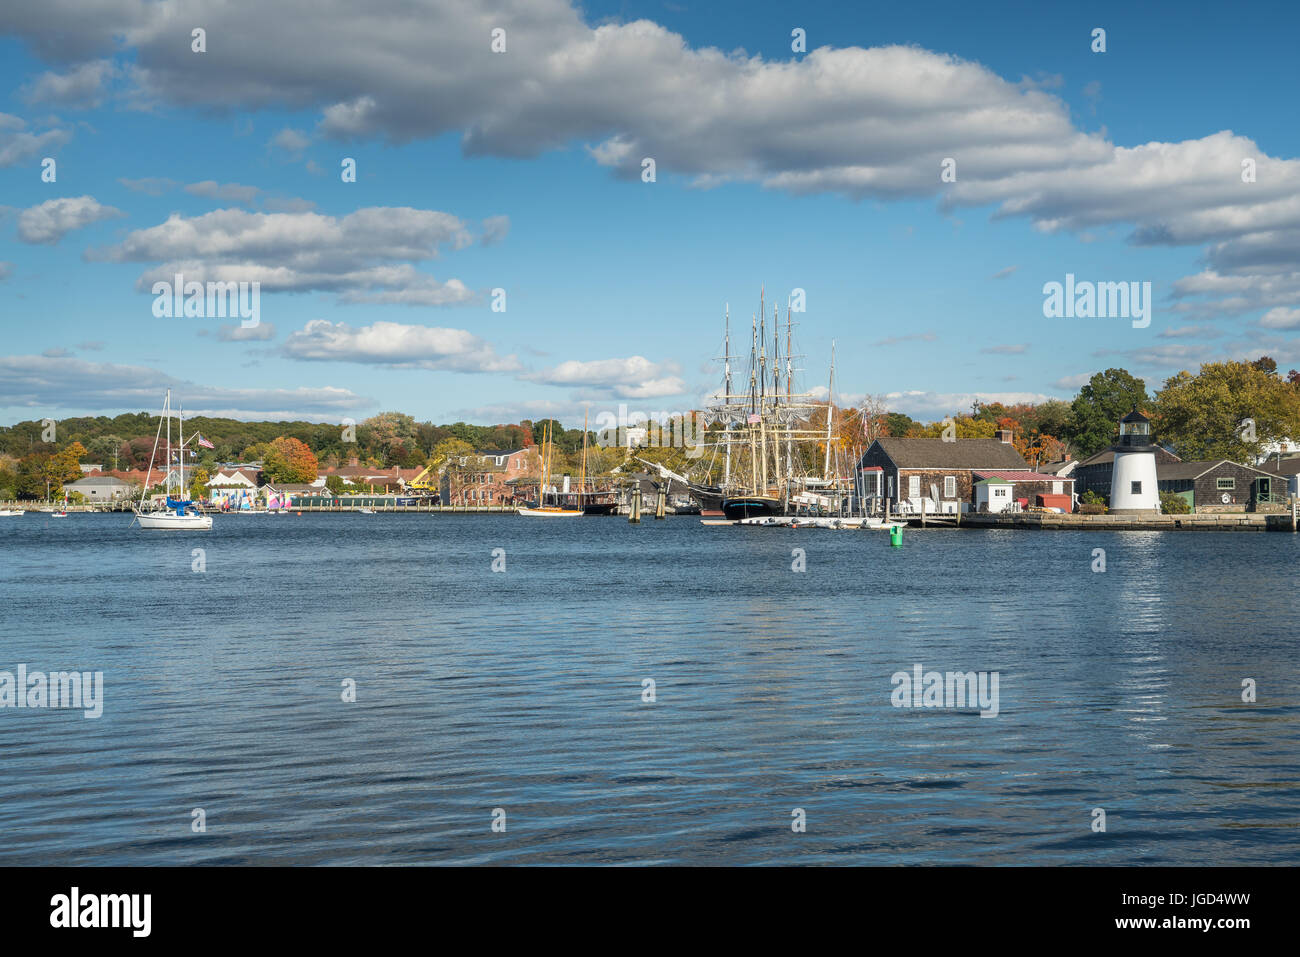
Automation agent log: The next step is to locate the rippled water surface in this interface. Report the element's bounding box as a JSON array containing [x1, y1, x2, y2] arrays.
[[1, 512, 1297, 865]]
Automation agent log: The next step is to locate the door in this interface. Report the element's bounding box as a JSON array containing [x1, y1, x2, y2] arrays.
[[908, 475, 920, 499]]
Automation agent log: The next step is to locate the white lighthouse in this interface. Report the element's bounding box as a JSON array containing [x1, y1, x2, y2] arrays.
[[1109, 409, 1160, 513]]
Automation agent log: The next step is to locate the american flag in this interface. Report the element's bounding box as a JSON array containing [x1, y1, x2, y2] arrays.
[[196, 434, 215, 449]]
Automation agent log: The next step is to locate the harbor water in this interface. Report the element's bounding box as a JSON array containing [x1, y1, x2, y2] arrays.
[[1, 513, 1297, 865]]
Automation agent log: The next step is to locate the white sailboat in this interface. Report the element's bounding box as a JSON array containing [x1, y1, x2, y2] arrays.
[[517, 421, 581, 517], [132, 390, 213, 530]]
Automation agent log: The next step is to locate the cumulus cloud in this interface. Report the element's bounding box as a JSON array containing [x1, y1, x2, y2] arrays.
[[0, 353, 371, 418], [522, 355, 686, 399], [0, 111, 71, 167], [17, 195, 123, 244], [1259, 307, 1300, 330], [7, 0, 1300, 326], [282, 319, 520, 373], [22, 59, 116, 108], [90, 206, 476, 303]]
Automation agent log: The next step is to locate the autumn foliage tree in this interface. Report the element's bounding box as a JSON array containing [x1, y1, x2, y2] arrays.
[[262, 436, 319, 483]]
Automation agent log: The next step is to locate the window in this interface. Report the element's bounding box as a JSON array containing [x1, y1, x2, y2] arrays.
[[943, 476, 956, 498], [908, 475, 920, 498], [994, 487, 1007, 497], [1052, 481, 1063, 494], [1216, 477, 1235, 490], [1131, 481, 1142, 495]]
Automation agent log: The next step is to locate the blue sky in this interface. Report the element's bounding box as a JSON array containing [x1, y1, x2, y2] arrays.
[[2, 0, 1298, 427]]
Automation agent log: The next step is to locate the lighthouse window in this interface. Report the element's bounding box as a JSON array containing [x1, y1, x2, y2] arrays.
[[1217, 477, 1235, 490], [1131, 481, 1142, 495]]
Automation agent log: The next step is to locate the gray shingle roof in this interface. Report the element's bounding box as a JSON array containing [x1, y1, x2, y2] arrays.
[[1159, 460, 1277, 480], [869, 437, 1029, 470]]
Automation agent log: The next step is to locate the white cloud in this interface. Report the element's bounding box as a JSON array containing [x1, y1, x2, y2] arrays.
[[0, 112, 71, 167], [522, 355, 686, 399], [271, 127, 310, 153], [980, 343, 1028, 355], [17, 195, 123, 244], [1050, 373, 1093, 391], [282, 319, 520, 373], [22, 59, 116, 108], [0, 354, 371, 417], [91, 206, 476, 303], [1259, 307, 1300, 330]]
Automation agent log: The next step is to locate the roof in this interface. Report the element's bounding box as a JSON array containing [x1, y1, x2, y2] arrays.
[[67, 475, 132, 487], [1036, 458, 1076, 475], [1258, 457, 1300, 476], [1121, 409, 1152, 423], [867, 437, 1028, 470], [476, 448, 525, 457], [973, 470, 1075, 483], [1076, 446, 1182, 468], [973, 477, 1012, 485], [1158, 460, 1278, 481]]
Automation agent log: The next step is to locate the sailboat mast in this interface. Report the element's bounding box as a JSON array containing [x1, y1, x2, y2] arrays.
[[580, 408, 588, 495], [824, 340, 836, 479]]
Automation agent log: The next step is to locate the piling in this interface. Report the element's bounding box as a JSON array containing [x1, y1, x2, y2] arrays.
[[630, 487, 642, 524], [654, 485, 666, 520]]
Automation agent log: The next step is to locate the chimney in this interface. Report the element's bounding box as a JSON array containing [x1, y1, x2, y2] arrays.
[[995, 429, 1013, 444]]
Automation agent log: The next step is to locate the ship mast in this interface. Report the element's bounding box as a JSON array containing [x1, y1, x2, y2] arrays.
[[723, 304, 732, 487], [824, 340, 836, 479]]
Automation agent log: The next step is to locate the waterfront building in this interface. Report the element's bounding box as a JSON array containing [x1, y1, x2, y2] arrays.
[[1157, 460, 1287, 511], [855, 433, 1029, 513], [1108, 410, 1160, 513], [64, 475, 134, 501]]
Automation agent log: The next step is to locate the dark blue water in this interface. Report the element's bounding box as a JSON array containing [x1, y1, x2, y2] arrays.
[[1, 512, 1297, 865]]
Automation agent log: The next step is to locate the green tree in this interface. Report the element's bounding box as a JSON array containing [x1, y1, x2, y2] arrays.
[[1155, 360, 1300, 461], [1066, 369, 1151, 457]]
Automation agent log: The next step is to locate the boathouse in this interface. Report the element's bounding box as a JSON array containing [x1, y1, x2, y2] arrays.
[[855, 434, 1030, 512], [1157, 460, 1287, 511]]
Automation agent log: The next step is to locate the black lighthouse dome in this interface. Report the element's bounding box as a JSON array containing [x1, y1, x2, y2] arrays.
[[1112, 409, 1154, 451]]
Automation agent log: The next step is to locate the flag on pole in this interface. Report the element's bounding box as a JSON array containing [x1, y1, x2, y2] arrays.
[[196, 433, 215, 449], [747, 414, 761, 424]]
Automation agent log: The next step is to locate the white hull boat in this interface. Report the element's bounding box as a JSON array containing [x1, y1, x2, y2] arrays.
[[516, 506, 582, 517], [133, 390, 213, 531], [136, 510, 213, 529], [0, 509, 25, 517]]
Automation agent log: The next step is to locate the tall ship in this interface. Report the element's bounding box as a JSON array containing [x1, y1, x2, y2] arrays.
[[704, 289, 851, 520]]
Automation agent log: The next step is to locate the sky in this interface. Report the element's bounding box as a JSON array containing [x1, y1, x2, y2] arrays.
[[1, 0, 1299, 428]]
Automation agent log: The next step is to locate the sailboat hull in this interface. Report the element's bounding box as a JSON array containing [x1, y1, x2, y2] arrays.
[[136, 511, 213, 529], [516, 507, 582, 517], [721, 495, 783, 521]]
